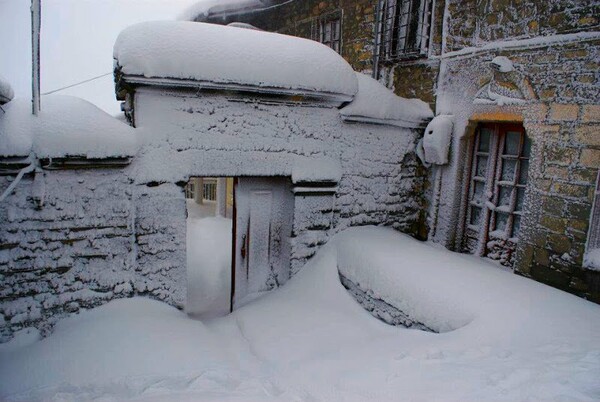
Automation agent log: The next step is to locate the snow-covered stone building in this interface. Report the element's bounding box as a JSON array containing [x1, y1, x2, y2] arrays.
[[183, 0, 600, 303], [0, 23, 433, 340]]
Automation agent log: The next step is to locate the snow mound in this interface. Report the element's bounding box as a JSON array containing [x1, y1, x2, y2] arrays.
[[1, 227, 599, 401], [114, 21, 358, 99], [0, 74, 14, 104], [0, 95, 138, 158], [178, 0, 264, 21], [340, 73, 433, 127]]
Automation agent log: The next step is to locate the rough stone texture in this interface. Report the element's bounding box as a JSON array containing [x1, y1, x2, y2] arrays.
[[200, 0, 377, 74], [132, 87, 426, 279], [0, 170, 136, 342], [0, 87, 426, 342], [340, 274, 435, 332], [434, 38, 600, 302]]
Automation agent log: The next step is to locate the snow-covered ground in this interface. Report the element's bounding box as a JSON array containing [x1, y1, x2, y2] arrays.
[[1, 227, 599, 401], [186, 201, 232, 318]]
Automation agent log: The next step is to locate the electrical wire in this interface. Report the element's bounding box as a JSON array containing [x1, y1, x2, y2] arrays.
[[41, 72, 112, 96]]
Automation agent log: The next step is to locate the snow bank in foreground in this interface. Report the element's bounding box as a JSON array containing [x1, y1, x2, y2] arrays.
[[1, 227, 599, 401], [0, 95, 138, 158], [0, 74, 14, 103], [186, 215, 232, 318], [178, 0, 263, 21], [114, 21, 358, 97], [340, 73, 433, 127]]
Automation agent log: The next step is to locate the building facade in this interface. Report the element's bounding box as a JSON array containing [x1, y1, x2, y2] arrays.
[[190, 0, 600, 302]]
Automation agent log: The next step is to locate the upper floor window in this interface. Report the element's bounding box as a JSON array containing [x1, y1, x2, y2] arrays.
[[320, 17, 341, 53], [377, 0, 431, 61]]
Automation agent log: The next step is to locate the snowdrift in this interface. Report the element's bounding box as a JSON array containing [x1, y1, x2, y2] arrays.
[[1, 227, 598, 401]]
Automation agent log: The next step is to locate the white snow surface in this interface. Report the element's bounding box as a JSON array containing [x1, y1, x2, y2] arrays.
[[114, 21, 358, 97], [292, 157, 342, 184], [1, 227, 599, 401], [0, 74, 14, 103], [186, 212, 232, 318], [0, 95, 137, 158], [178, 0, 264, 21], [340, 73, 433, 127]]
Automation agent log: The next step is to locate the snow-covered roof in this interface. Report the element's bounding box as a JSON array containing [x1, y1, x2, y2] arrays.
[[114, 21, 358, 101], [178, 0, 265, 21], [0, 74, 15, 105], [340, 73, 433, 128], [0, 95, 137, 159]]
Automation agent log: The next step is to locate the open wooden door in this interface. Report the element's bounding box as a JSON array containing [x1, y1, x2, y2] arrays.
[[231, 177, 293, 310]]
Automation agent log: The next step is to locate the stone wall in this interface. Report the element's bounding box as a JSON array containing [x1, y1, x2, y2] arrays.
[[0, 86, 427, 342], [434, 37, 600, 302], [0, 170, 135, 342], [202, 0, 377, 73], [132, 87, 426, 274]]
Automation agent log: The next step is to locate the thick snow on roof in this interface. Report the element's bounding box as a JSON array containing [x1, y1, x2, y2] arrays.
[[178, 0, 264, 21], [0, 74, 14, 104], [340, 73, 433, 127], [0, 95, 137, 158], [114, 21, 358, 98]]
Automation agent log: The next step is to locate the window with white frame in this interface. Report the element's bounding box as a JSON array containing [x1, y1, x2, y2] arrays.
[[377, 0, 431, 61], [463, 123, 531, 266]]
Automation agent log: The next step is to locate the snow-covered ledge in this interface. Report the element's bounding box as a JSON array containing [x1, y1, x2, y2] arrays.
[[340, 73, 433, 129], [0, 96, 137, 163]]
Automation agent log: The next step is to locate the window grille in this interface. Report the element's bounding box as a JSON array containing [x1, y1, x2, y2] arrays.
[[203, 180, 217, 201], [319, 17, 341, 53], [376, 0, 431, 61], [185, 182, 195, 199], [185, 178, 218, 201]]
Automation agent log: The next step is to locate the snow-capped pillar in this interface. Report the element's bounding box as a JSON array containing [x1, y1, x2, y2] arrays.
[[216, 177, 227, 217]]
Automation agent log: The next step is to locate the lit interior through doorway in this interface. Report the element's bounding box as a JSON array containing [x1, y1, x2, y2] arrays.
[[185, 177, 234, 319]]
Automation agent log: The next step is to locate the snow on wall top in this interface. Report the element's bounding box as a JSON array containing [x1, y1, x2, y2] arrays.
[[114, 21, 358, 99], [178, 0, 264, 21], [340, 73, 433, 128], [0, 95, 137, 158], [0, 74, 15, 104]]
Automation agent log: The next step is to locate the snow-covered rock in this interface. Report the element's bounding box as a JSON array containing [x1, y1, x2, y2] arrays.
[[0, 95, 137, 158], [114, 21, 358, 99], [0, 74, 14, 104], [340, 73, 433, 128]]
